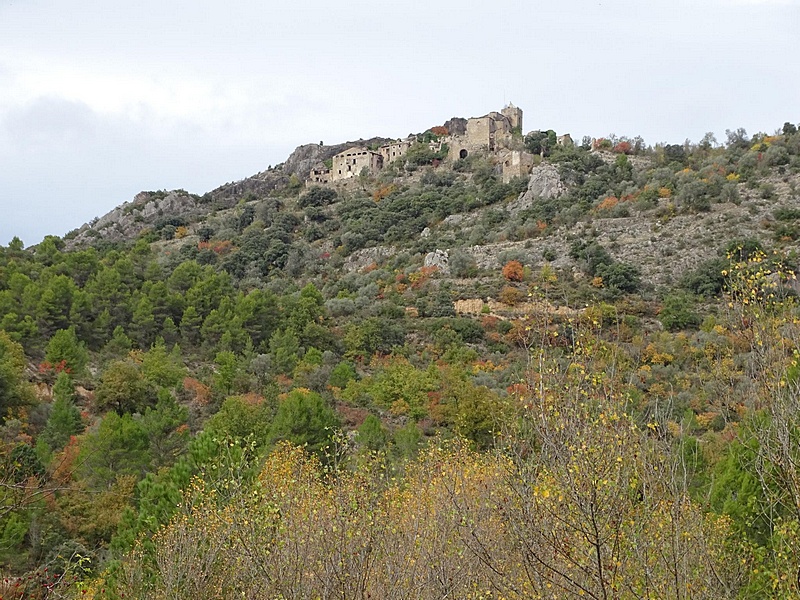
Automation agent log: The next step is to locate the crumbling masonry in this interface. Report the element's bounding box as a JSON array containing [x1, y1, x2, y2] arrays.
[[306, 104, 546, 185]]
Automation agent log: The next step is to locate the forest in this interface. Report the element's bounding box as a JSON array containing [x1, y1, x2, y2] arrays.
[[3, 123, 800, 598]]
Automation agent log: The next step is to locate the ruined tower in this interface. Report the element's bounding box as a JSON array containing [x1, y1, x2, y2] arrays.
[[501, 103, 523, 133]]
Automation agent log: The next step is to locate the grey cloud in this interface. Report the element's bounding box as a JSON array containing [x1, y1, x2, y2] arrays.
[[4, 96, 99, 146], [0, 96, 293, 245]]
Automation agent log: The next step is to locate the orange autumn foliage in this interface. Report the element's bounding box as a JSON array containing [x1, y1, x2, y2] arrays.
[[502, 260, 524, 282], [183, 377, 211, 405], [373, 184, 396, 202]]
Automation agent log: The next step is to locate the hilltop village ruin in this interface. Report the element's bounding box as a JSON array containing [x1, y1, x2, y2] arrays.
[[306, 104, 569, 186]]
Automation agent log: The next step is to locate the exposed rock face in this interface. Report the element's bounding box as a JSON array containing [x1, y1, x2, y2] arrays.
[[443, 117, 467, 137], [283, 137, 393, 179], [66, 191, 207, 249], [343, 246, 397, 272], [508, 162, 566, 214], [424, 249, 449, 274], [283, 143, 349, 178], [442, 213, 470, 227], [203, 170, 287, 210], [525, 163, 566, 199]]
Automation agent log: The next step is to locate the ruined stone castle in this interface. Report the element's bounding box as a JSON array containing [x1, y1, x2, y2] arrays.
[[306, 103, 539, 186], [447, 104, 522, 160]]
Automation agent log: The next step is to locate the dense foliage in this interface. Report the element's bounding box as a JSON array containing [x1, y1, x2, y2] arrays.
[[3, 122, 800, 597]]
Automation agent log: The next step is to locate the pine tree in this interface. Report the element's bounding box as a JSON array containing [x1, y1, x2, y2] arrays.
[[269, 389, 338, 457], [45, 327, 89, 377], [41, 371, 83, 452]]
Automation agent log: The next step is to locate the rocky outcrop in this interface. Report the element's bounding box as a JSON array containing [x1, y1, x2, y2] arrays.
[[283, 137, 393, 179], [181, 138, 395, 214], [343, 245, 397, 272], [442, 213, 471, 227], [66, 191, 206, 249], [442, 117, 467, 137], [282, 143, 349, 178], [507, 162, 566, 214], [424, 249, 449, 274], [202, 170, 288, 210]]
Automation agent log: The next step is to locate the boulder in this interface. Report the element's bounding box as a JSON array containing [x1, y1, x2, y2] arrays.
[[508, 162, 565, 214], [424, 249, 449, 274]]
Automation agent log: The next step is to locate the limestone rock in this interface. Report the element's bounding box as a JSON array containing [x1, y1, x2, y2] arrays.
[[66, 190, 206, 249], [508, 162, 565, 214], [424, 249, 449, 274], [283, 137, 393, 179], [442, 117, 467, 137], [442, 213, 469, 227], [204, 171, 287, 209], [283, 143, 347, 178], [343, 246, 397, 272]]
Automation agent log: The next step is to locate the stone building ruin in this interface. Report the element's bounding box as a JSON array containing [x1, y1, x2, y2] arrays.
[[557, 133, 574, 146], [379, 139, 413, 165], [447, 103, 523, 161], [498, 149, 535, 183], [308, 165, 331, 185], [304, 104, 550, 186], [330, 147, 384, 182]]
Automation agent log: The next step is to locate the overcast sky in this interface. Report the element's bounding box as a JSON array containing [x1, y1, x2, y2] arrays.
[[1, 0, 798, 246]]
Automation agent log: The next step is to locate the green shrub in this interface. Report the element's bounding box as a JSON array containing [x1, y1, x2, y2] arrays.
[[681, 257, 728, 297], [299, 186, 338, 208], [269, 389, 339, 457], [659, 293, 702, 331]]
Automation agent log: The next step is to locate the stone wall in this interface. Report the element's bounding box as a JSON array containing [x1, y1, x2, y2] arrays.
[[307, 165, 331, 185], [500, 150, 535, 183], [557, 134, 573, 146], [501, 103, 523, 132], [378, 140, 412, 164], [454, 297, 581, 318], [447, 106, 521, 161], [467, 116, 494, 149], [330, 147, 384, 181]]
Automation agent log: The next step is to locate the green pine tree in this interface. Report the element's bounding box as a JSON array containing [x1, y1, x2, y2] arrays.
[[41, 371, 83, 452]]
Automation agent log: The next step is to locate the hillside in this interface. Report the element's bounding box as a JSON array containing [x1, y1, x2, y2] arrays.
[[3, 116, 800, 598], [64, 122, 800, 293]]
